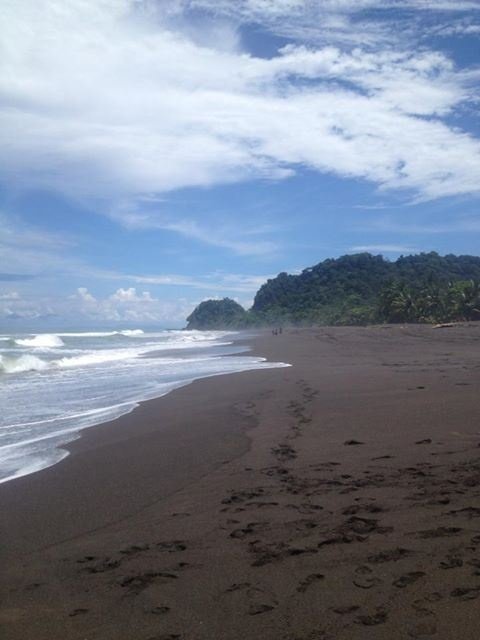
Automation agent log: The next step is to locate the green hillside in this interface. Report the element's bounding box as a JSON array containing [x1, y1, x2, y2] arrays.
[[185, 252, 480, 329]]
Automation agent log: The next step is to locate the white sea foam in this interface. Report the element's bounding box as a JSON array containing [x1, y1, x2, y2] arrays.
[[0, 354, 49, 374], [15, 334, 65, 348], [56, 331, 118, 337], [0, 345, 221, 375], [55, 348, 144, 368], [55, 329, 145, 338], [0, 328, 290, 484], [0, 348, 149, 374]]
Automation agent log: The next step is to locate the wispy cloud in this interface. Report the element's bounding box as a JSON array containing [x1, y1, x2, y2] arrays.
[[114, 208, 279, 256], [1, 0, 479, 217], [349, 243, 417, 254], [0, 210, 273, 296], [363, 214, 480, 235], [0, 273, 35, 282], [186, 1, 480, 46], [128, 271, 271, 293], [0, 213, 78, 276]]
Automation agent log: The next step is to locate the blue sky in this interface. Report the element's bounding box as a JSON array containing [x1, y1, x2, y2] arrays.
[[1, 0, 480, 327]]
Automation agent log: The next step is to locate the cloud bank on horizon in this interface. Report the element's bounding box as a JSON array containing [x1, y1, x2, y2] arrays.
[[1, 0, 480, 325]]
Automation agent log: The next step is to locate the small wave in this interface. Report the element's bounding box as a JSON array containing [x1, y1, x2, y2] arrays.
[[56, 331, 118, 338], [0, 354, 49, 374], [55, 348, 143, 368], [53, 329, 144, 338], [15, 334, 65, 348]]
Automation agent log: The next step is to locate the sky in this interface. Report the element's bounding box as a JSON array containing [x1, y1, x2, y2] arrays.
[[1, 0, 480, 328]]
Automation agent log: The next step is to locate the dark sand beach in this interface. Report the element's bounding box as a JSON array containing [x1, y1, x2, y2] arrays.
[[1, 325, 480, 640]]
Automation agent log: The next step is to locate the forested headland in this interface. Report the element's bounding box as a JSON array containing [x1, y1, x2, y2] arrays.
[[185, 252, 480, 329]]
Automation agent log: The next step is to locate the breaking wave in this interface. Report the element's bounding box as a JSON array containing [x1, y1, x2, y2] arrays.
[[0, 349, 144, 374], [0, 354, 49, 374], [15, 334, 65, 348], [54, 329, 145, 338]]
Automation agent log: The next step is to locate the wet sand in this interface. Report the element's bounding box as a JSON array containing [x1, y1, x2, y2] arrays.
[[1, 325, 480, 639]]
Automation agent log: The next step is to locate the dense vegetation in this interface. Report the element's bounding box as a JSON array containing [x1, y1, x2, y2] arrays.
[[186, 253, 480, 329], [186, 298, 248, 329]]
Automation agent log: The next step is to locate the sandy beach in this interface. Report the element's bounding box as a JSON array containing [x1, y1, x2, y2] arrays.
[[1, 325, 480, 640]]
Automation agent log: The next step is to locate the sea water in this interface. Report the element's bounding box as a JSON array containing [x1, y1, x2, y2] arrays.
[[0, 329, 287, 483]]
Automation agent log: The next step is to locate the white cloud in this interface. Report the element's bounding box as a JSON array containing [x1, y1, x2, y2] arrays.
[[75, 287, 96, 303], [431, 20, 480, 36], [0, 291, 54, 319], [47, 286, 185, 324], [0, 0, 479, 218], [0, 291, 20, 301], [0, 269, 272, 324], [350, 244, 417, 253], [186, 1, 480, 46], [109, 287, 155, 302]]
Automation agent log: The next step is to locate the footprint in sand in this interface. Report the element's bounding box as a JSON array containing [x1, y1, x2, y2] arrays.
[[448, 507, 480, 519], [415, 527, 462, 539], [355, 610, 387, 626], [408, 621, 438, 638], [393, 572, 426, 588], [225, 582, 251, 593], [248, 603, 276, 615], [450, 586, 480, 601], [222, 488, 265, 505], [439, 555, 463, 570], [155, 541, 187, 552], [368, 547, 412, 564], [229, 522, 267, 539], [353, 566, 382, 590], [332, 605, 359, 615], [120, 543, 150, 555], [342, 503, 384, 516], [230, 585, 278, 616], [149, 606, 170, 615], [119, 571, 178, 594], [271, 443, 297, 462], [296, 573, 325, 593], [341, 516, 392, 536], [68, 608, 88, 617]]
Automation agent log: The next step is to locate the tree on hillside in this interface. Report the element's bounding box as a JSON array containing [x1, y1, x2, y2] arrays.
[[186, 298, 247, 330]]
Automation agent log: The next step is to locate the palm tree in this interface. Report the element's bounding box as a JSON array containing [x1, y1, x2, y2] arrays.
[[378, 282, 419, 323]]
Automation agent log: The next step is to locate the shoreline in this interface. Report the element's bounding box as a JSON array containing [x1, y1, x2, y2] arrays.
[[0, 330, 283, 486], [0, 330, 282, 555], [2, 325, 480, 639]]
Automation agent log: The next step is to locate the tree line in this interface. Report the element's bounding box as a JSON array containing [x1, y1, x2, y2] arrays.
[[185, 253, 480, 329]]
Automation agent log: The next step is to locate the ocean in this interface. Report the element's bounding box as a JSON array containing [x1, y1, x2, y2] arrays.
[[0, 329, 287, 484]]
